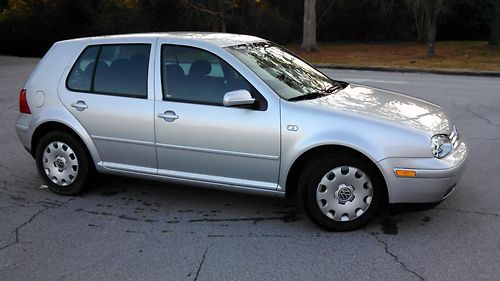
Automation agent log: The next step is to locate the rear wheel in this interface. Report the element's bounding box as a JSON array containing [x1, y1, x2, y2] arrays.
[[35, 131, 93, 195], [298, 152, 384, 231]]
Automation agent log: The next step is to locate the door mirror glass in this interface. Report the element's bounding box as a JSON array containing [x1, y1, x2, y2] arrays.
[[223, 90, 255, 107]]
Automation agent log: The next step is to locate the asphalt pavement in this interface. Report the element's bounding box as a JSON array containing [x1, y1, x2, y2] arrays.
[[1, 57, 499, 280]]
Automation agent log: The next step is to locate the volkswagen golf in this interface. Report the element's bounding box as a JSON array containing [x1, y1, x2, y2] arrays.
[[15, 32, 467, 231]]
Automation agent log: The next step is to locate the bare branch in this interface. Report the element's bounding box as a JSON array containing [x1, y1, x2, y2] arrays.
[[317, 0, 335, 27], [182, 0, 220, 16]]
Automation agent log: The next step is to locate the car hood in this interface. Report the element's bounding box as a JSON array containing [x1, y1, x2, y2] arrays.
[[301, 84, 452, 135]]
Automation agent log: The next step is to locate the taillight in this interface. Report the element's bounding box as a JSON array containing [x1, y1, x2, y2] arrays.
[[19, 89, 31, 114]]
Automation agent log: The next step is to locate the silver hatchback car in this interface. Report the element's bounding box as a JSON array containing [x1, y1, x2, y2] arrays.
[[15, 33, 467, 231]]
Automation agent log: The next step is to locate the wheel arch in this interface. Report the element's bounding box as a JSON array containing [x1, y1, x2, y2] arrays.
[[31, 121, 97, 171], [284, 144, 388, 203]]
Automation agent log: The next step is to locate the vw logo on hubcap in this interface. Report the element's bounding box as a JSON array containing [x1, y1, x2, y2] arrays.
[[55, 156, 66, 170], [337, 187, 352, 201]]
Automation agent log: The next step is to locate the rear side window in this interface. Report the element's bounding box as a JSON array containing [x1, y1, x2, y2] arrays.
[[67, 44, 151, 98]]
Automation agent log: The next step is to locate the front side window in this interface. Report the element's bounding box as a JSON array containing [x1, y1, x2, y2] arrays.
[[161, 45, 255, 106], [67, 44, 151, 98]]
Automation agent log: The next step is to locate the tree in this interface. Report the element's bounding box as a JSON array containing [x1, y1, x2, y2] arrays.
[[0, 0, 7, 10], [183, 0, 239, 32], [491, 0, 500, 46], [406, 0, 444, 58], [424, 0, 443, 58], [301, 0, 317, 51], [406, 0, 428, 43]]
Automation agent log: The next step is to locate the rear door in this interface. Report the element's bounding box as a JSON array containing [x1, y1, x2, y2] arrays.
[[58, 40, 157, 173]]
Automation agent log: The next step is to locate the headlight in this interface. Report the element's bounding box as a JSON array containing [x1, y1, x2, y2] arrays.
[[431, 134, 453, 158]]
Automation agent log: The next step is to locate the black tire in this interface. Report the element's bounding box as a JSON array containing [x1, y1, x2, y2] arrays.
[[298, 152, 384, 231], [35, 131, 94, 195]]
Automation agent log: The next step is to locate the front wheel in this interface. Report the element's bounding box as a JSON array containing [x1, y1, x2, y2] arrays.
[[298, 153, 384, 231], [35, 131, 93, 195]]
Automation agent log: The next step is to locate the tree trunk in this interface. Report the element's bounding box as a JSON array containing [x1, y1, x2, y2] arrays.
[[301, 0, 317, 52], [426, 11, 437, 58], [218, 0, 227, 33], [220, 17, 227, 33], [425, 0, 442, 58], [416, 3, 427, 43], [211, 20, 219, 32], [490, 0, 500, 46], [409, 0, 427, 44]]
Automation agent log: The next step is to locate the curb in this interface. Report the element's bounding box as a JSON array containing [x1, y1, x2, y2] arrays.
[[313, 63, 500, 77]]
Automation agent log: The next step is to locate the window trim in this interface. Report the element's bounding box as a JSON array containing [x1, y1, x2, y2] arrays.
[[89, 46, 102, 92], [160, 44, 268, 111], [66, 43, 152, 99]]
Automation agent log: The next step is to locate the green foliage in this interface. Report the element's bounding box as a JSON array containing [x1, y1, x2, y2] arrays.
[[0, 0, 495, 57]]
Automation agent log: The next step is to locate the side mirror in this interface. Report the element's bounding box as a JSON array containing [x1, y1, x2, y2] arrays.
[[223, 90, 255, 107]]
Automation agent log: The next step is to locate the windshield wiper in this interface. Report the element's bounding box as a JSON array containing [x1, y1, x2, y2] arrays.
[[287, 80, 347, 102], [325, 82, 343, 93], [287, 91, 329, 101]]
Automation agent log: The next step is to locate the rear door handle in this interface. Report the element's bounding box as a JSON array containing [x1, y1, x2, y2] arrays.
[[158, 110, 179, 122], [71, 100, 88, 111]]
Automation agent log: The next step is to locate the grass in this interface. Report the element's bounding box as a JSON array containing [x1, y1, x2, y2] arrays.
[[288, 41, 500, 72]]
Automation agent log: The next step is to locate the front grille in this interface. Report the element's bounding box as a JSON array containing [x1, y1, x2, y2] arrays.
[[449, 126, 460, 149]]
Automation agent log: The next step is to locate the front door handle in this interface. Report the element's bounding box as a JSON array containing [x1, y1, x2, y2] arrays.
[[158, 110, 179, 122], [71, 100, 88, 111]]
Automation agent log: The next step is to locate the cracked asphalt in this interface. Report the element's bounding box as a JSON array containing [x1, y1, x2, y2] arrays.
[[1, 56, 499, 280]]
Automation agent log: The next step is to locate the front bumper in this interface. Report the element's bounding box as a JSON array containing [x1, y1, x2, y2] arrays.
[[377, 141, 467, 203]]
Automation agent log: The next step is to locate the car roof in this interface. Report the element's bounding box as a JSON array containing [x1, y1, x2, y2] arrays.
[[59, 32, 266, 48]]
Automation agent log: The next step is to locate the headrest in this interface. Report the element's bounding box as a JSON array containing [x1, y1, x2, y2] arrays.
[[188, 59, 211, 77]]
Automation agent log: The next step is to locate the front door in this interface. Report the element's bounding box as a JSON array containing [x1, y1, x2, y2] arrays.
[[154, 44, 280, 190]]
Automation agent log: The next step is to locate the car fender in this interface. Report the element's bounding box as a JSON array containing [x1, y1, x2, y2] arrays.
[[278, 100, 429, 192], [30, 108, 103, 169]]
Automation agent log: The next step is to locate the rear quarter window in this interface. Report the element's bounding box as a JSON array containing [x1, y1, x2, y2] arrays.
[[66, 46, 99, 92]]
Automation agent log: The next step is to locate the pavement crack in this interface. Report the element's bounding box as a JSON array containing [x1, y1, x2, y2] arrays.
[[0, 196, 73, 252], [0, 206, 50, 252], [366, 230, 425, 280], [193, 246, 210, 281], [435, 207, 499, 218], [465, 104, 500, 128], [188, 211, 300, 224], [189, 216, 280, 224]]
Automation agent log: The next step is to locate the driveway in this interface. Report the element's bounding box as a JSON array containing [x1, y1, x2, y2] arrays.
[[1, 56, 499, 280]]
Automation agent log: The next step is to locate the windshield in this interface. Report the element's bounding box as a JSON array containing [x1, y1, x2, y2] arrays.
[[226, 42, 343, 101]]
